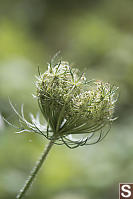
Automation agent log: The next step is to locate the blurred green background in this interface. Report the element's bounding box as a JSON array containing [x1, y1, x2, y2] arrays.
[[0, 0, 133, 199]]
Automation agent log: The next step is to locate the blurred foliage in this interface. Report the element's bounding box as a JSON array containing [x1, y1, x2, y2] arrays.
[[0, 0, 133, 199]]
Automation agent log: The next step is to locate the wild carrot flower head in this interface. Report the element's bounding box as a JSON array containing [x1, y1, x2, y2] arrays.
[[5, 58, 119, 149], [34, 60, 119, 148]]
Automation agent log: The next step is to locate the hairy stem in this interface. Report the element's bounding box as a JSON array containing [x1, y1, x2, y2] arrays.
[[16, 137, 56, 199]]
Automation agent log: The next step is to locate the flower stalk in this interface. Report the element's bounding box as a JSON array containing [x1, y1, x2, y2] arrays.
[[16, 136, 56, 199]]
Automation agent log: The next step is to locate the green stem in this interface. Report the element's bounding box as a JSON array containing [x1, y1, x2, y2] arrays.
[[16, 137, 56, 199]]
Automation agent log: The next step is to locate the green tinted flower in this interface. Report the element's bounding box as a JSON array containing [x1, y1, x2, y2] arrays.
[[5, 59, 119, 149], [35, 60, 119, 148]]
